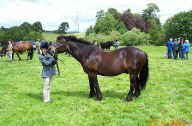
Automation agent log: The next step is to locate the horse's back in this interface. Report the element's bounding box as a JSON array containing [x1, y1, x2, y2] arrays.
[[103, 46, 146, 57], [13, 42, 33, 52], [100, 46, 147, 74]]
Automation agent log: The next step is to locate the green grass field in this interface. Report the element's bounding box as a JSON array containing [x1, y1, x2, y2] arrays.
[[0, 46, 192, 126]]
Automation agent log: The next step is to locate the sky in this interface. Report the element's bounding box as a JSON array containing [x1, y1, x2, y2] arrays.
[[0, 0, 191, 32]]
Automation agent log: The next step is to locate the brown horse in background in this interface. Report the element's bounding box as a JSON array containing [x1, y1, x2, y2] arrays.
[[50, 36, 149, 102], [0, 42, 34, 60]]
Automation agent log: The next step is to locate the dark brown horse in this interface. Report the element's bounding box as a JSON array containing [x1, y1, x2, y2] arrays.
[[50, 36, 149, 102], [0, 41, 34, 60]]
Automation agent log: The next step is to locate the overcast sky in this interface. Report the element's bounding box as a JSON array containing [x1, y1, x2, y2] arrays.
[[0, 0, 191, 32]]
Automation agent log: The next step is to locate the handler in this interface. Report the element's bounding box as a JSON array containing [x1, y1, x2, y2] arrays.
[[39, 41, 57, 103], [7, 40, 13, 62]]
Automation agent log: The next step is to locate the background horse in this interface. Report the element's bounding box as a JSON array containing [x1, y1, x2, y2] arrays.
[[0, 41, 34, 60], [100, 41, 114, 50], [51, 36, 149, 102], [0, 45, 7, 57]]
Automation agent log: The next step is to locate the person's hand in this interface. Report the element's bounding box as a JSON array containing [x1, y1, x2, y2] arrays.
[[52, 60, 57, 65], [53, 55, 58, 60]]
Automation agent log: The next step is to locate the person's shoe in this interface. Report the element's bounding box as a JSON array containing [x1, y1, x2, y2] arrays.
[[44, 100, 51, 103]]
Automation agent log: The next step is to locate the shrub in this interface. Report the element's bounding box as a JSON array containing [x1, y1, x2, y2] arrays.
[[120, 28, 150, 46], [109, 31, 121, 41]]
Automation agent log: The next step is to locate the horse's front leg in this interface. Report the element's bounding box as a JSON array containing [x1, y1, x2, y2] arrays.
[[126, 73, 136, 102], [134, 77, 141, 97], [16, 53, 21, 61], [12, 52, 14, 60], [88, 74, 96, 98], [90, 74, 102, 101]]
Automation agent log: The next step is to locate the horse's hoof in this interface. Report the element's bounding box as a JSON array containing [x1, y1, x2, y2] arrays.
[[89, 93, 95, 98], [134, 92, 140, 97], [125, 97, 133, 102], [96, 97, 102, 101]]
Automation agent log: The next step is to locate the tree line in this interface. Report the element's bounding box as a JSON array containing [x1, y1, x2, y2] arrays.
[[86, 3, 192, 46], [0, 21, 69, 44]]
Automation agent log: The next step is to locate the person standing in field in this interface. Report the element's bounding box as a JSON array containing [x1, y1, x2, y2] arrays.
[[180, 39, 185, 59], [39, 41, 57, 103], [93, 40, 98, 46], [184, 40, 191, 60], [166, 38, 173, 59], [173, 38, 179, 59], [178, 38, 183, 58], [114, 40, 120, 49], [36, 40, 41, 54], [7, 40, 13, 62]]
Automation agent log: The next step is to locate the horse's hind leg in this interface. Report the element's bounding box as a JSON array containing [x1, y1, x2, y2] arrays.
[[27, 51, 30, 60], [90, 73, 102, 101], [134, 77, 140, 97], [88, 74, 96, 98], [16, 53, 21, 61], [28, 49, 33, 60], [126, 73, 136, 102], [30, 49, 33, 60]]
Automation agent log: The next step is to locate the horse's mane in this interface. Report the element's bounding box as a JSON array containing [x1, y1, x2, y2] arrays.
[[57, 35, 92, 45]]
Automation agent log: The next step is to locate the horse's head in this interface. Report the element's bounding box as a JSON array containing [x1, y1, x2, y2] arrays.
[[48, 36, 69, 55]]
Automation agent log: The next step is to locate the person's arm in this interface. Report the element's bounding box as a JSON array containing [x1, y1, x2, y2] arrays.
[[39, 55, 55, 66]]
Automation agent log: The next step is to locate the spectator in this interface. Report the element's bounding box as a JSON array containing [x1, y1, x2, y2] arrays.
[[166, 38, 173, 59], [7, 40, 13, 62], [173, 38, 179, 59], [184, 40, 190, 60], [114, 40, 120, 49], [36, 40, 41, 54], [180, 39, 185, 59]]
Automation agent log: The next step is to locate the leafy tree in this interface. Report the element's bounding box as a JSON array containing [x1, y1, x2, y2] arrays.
[[164, 10, 192, 41], [149, 20, 165, 45], [94, 13, 118, 35], [32, 21, 43, 32], [85, 26, 94, 36], [23, 31, 43, 40], [96, 10, 105, 19], [5, 26, 23, 42], [123, 9, 132, 15], [20, 22, 33, 35], [0, 26, 7, 32], [58, 22, 69, 34], [106, 8, 121, 21], [142, 3, 164, 45], [106, 8, 127, 34], [115, 21, 127, 34], [0, 30, 6, 44], [0, 21, 44, 44], [142, 3, 160, 21]]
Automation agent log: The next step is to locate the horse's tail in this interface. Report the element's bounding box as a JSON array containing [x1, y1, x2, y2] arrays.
[[139, 53, 149, 90]]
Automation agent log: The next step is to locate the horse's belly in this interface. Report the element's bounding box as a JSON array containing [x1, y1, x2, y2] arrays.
[[98, 64, 126, 76]]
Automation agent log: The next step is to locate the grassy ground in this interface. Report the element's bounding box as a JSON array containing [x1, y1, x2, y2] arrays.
[[0, 46, 192, 126], [42, 32, 85, 42]]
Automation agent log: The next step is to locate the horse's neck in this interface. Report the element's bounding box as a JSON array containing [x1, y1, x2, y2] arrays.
[[69, 42, 87, 63]]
